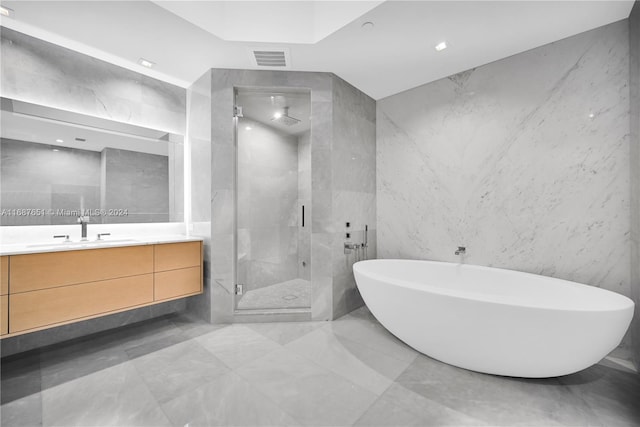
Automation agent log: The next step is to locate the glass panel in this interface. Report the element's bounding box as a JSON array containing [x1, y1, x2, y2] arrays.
[[234, 87, 311, 311]]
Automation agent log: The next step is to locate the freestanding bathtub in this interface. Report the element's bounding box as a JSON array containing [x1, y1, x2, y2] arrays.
[[353, 259, 634, 378]]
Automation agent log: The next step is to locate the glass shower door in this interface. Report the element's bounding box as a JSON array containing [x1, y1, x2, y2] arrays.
[[234, 87, 311, 311]]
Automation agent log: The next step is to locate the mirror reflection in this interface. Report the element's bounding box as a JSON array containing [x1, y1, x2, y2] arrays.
[[0, 98, 184, 226]]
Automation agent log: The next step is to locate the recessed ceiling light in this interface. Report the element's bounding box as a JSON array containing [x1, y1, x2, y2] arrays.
[[245, 126, 252, 131], [588, 113, 595, 119], [138, 58, 155, 68], [361, 21, 374, 31], [0, 6, 12, 17], [273, 112, 282, 119], [52, 148, 60, 152], [55, 139, 64, 143], [435, 41, 448, 52]]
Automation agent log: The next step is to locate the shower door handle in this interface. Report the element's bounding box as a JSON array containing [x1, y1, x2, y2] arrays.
[[302, 205, 305, 227]]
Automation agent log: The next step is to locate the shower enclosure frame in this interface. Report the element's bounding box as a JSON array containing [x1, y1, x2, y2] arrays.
[[232, 86, 312, 315], [205, 69, 336, 324]]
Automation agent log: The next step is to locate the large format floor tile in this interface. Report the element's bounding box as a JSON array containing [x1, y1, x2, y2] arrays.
[[41, 362, 170, 427], [245, 320, 325, 345], [2, 306, 639, 427], [396, 355, 603, 426], [236, 348, 379, 426], [1, 393, 43, 427], [161, 371, 299, 426], [286, 326, 416, 395], [195, 324, 282, 369], [354, 383, 488, 427], [129, 339, 230, 403], [327, 309, 417, 362]]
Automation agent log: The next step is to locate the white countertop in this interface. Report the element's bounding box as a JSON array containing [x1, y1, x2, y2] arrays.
[[0, 235, 203, 256]]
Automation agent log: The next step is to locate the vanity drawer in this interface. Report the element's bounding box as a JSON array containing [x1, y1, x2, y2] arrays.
[[10, 245, 153, 293], [9, 273, 153, 333], [154, 266, 202, 301], [154, 241, 201, 272], [1, 295, 7, 335], [1, 256, 8, 295]]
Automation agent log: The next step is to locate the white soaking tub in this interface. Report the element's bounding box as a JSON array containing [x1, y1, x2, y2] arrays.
[[353, 259, 634, 378]]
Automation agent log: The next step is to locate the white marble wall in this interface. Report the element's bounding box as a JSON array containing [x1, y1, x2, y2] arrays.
[[378, 22, 631, 305], [629, 1, 640, 369]]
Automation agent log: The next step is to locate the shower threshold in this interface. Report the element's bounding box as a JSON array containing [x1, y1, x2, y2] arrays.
[[236, 278, 310, 310]]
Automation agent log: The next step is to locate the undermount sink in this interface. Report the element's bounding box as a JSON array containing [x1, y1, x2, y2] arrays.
[[27, 239, 139, 249]]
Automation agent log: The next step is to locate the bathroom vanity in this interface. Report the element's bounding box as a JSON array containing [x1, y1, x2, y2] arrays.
[[0, 237, 202, 337]]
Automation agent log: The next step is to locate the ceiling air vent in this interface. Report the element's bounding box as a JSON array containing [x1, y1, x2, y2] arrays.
[[248, 47, 291, 69]]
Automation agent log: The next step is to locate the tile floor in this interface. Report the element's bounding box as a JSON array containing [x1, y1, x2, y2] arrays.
[[2, 306, 639, 427]]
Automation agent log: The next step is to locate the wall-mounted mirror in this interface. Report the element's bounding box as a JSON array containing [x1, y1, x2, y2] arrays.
[[0, 97, 184, 226]]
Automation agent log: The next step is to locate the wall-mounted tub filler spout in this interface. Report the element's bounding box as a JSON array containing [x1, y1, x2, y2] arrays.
[[78, 216, 90, 241], [455, 246, 466, 255]]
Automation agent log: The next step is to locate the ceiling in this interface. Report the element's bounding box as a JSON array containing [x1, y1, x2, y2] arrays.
[[0, 1, 634, 100]]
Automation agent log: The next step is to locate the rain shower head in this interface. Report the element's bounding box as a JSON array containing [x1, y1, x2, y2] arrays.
[[271, 106, 300, 126]]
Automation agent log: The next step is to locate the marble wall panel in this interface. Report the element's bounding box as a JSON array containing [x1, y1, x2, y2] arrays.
[[629, 1, 640, 369], [186, 70, 213, 322], [330, 76, 377, 319], [377, 22, 632, 348]]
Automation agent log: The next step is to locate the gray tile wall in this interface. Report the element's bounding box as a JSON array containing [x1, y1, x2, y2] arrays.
[[330, 76, 377, 319], [186, 70, 214, 322], [629, 1, 640, 370], [377, 21, 633, 353]]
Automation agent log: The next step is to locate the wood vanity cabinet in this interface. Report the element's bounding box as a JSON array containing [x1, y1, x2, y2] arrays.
[[3, 241, 202, 336], [154, 241, 203, 301], [1, 256, 8, 336]]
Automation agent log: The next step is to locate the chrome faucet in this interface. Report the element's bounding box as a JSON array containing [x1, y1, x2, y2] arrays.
[[455, 246, 466, 255], [78, 216, 90, 241]]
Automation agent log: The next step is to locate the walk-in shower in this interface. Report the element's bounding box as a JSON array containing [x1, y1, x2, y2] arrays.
[[234, 87, 311, 312]]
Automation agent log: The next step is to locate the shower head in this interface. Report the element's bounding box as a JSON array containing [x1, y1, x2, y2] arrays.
[[271, 106, 300, 126]]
